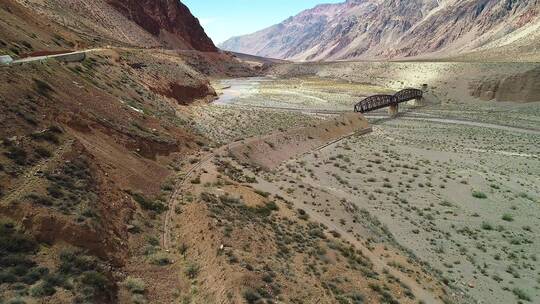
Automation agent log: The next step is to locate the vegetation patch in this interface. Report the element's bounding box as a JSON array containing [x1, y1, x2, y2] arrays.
[[472, 191, 487, 199], [128, 191, 167, 214], [28, 156, 100, 220], [0, 218, 115, 302]]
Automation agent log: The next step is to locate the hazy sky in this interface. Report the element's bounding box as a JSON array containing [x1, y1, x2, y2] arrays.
[[183, 0, 343, 44]]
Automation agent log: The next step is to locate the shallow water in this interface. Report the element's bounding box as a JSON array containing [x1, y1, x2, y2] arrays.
[[214, 77, 272, 104]]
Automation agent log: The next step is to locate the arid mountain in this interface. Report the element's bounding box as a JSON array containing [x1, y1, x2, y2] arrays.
[[220, 0, 540, 61], [8, 0, 216, 51], [106, 0, 217, 51]]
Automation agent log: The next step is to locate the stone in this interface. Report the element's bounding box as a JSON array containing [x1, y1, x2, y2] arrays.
[[0, 55, 13, 65]]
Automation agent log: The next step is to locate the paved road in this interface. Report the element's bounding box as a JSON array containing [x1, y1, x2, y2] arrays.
[[11, 48, 102, 64]]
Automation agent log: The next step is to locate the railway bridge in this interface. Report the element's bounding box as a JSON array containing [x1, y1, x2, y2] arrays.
[[354, 88, 424, 116]]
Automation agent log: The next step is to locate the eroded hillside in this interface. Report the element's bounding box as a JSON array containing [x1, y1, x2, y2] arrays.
[[1, 0, 539, 304]]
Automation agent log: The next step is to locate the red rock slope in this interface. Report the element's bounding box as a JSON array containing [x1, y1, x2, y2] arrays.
[[107, 0, 217, 51]]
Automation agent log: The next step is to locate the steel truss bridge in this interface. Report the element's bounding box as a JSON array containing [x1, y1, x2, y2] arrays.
[[354, 88, 423, 113]]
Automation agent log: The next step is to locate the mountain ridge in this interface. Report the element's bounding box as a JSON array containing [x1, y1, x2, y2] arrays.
[[220, 0, 540, 61]]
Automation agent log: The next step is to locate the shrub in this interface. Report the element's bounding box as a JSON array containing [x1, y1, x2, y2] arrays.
[[185, 263, 199, 279], [178, 243, 188, 256], [472, 191, 487, 199], [0, 220, 38, 254], [30, 131, 60, 145], [48, 126, 63, 134], [247, 201, 279, 217], [254, 190, 270, 198], [481, 222, 493, 231], [243, 289, 261, 304], [131, 294, 148, 304], [35, 147, 52, 158], [80, 271, 110, 290], [124, 277, 146, 294], [146, 236, 159, 247], [129, 192, 167, 214], [21, 266, 48, 284], [26, 194, 53, 206], [34, 79, 54, 97], [297, 209, 309, 221], [4, 147, 27, 165], [348, 293, 365, 304], [0, 271, 17, 283], [501, 214, 514, 222], [512, 288, 531, 301], [58, 250, 97, 275], [219, 195, 241, 206], [46, 185, 63, 198], [30, 280, 56, 297], [150, 254, 171, 266]]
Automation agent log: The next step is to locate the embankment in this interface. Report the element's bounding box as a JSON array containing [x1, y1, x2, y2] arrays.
[[228, 113, 371, 170]]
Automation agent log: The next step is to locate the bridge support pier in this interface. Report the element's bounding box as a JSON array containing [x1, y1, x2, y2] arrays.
[[408, 97, 425, 107], [388, 104, 399, 117]]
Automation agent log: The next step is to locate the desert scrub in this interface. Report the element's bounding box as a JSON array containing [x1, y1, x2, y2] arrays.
[[34, 146, 52, 158], [297, 209, 309, 220], [0, 218, 47, 289], [57, 250, 115, 302], [501, 214, 514, 222], [0, 230, 114, 303], [150, 253, 171, 266], [33, 78, 54, 98], [128, 191, 167, 214], [472, 191, 487, 199], [512, 288, 531, 301], [481, 222, 493, 231], [254, 189, 271, 198], [185, 263, 199, 279], [36, 156, 100, 219], [4, 146, 28, 165], [243, 289, 262, 304], [30, 128, 61, 145], [214, 159, 257, 183], [124, 277, 146, 294]]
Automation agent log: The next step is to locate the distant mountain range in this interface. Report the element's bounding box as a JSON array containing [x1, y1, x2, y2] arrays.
[[220, 0, 540, 61]]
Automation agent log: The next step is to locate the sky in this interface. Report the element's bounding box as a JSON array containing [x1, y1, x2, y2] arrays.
[[182, 0, 343, 44]]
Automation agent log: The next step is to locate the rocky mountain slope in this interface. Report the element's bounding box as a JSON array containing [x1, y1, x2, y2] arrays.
[[106, 0, 217, 51], [8, 0, 216, 52], [220, 0, 540, 61], [0, 1, 254, 303]]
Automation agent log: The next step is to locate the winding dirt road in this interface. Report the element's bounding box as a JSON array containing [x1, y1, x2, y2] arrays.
[[162, 152, 214, 249]]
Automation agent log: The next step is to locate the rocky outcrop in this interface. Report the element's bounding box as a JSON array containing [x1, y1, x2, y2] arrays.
[[152, 81, 217, 105], [107, 0, 217, 51], [470, 67, 540, 102], [9, 0, 217, 51], [220, 0, 540, 61]]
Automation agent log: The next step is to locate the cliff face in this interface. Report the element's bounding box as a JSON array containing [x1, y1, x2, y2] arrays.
[[220, 0, 540, 61], [107, 0, 217, 51]]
